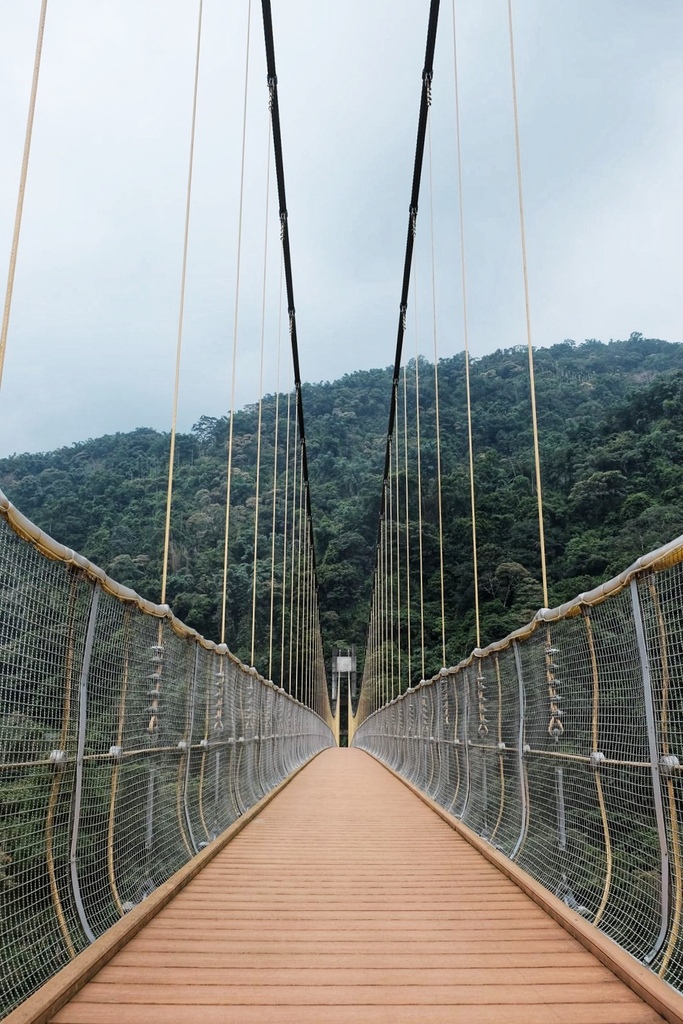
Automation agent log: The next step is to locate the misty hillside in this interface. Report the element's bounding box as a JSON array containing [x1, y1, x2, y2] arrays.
[[2, 333, 683, 676]]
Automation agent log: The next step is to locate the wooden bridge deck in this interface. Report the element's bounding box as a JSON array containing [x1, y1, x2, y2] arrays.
[[50, 748, 664, 1024]]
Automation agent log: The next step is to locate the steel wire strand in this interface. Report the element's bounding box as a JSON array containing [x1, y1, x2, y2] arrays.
[[0, 0, 48, 394], [402, 366, 413, 690], [287, 413, 299, 695], [354, 0, 440, 726], [426, 116, 447, 669], [389, 444, 396, 699], [294, 451, 305, 702], [506, 0, 548, 610], [250, 117, 273, 667], [279, 385, 293, 688], [413, 289, 427, 683], [394, 395, 403, 694], [221, 0, 253, 645], [268, 265, 284, 682], [160, 0, 204, 609], [451, 0, 481, 649]]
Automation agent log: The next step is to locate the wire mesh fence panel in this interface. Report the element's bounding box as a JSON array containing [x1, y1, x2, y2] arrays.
[[0, 505, 334, 1018], [638, 565, 683, 985], [353, 531, 683, 997]]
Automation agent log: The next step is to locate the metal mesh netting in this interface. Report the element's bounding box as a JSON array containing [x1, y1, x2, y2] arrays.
[[0, 511, 333, 1017], [354, 537, 683, 995]]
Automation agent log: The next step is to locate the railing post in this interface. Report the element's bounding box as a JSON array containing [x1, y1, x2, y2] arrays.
[[630, 578, 670, 963], [460, 671, 471, 819], [511, 641, 529, 861], [69, 583, 100, 945], [182, 645, 200, 853]]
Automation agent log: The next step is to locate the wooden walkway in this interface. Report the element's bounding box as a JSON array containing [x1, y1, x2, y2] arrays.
[[51, 748, 664, 1024]]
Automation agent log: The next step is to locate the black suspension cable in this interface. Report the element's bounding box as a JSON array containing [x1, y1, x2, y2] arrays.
[[260, 0, 318, 576]]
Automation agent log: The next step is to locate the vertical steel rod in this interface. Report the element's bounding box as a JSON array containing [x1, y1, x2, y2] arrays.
[[511, 642, 529, 861], [631, 578, 670, 963], [69, 584, 100, 945]]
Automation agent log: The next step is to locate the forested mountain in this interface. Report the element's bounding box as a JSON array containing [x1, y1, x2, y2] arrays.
[[2, 333, 683, 679]]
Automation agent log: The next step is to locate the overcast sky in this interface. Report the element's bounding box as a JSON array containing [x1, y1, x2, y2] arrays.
[[0, 0, 681, 457]]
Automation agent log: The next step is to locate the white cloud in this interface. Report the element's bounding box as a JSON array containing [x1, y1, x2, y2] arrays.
[[0, 0, 681, 455]]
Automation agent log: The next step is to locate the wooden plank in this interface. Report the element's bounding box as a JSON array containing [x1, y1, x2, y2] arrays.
[[68, 982, 639, 1005], [41, 749, 673, 1024], [2, 752, 321, 1024], [48, 1002, 665, 1024], [373, 752, 683, 1024]]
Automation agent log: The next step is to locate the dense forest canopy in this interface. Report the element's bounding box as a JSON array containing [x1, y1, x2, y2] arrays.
[[2, 333, 683, 681]]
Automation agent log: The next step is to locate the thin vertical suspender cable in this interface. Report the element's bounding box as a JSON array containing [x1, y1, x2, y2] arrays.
[[507, 0, 548, 608], [279, 385, 292, 687], [384, 505, 390, 703], [268, 262, 284, 681], [287, 412, 299, 693], [364, 0, 440, 704], [427, 115, 447, 667], [402, 365, 412, 687], [414, 282, 426, 681], [294, 448, 305, 701], [250, 118, 273, 665], [394, 394, 402, 693], [0, 0, 48, 395], [160, 0, 204, 606], [221, 0, 253, 645], [388, 451, 395, 698], [452, 0, 481, 648]]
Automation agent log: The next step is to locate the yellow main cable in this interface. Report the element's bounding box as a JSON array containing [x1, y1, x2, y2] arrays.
[[451, 0, 481, 649], [507, 0, 548, 609], [0, 0, 48, 395], [221, 0, 253, 644], [160, 0, 204, 607]]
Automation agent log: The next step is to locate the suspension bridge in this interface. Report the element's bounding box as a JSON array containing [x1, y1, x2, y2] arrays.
[[2, 1, 683, 1022]]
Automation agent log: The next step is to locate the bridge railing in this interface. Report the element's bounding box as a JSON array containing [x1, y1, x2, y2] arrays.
[[0, 492, 334, 1017], [353, 534, 683, 992]]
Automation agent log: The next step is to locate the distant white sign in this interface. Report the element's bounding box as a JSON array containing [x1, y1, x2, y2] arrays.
[[336, 656, 354, 673]]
